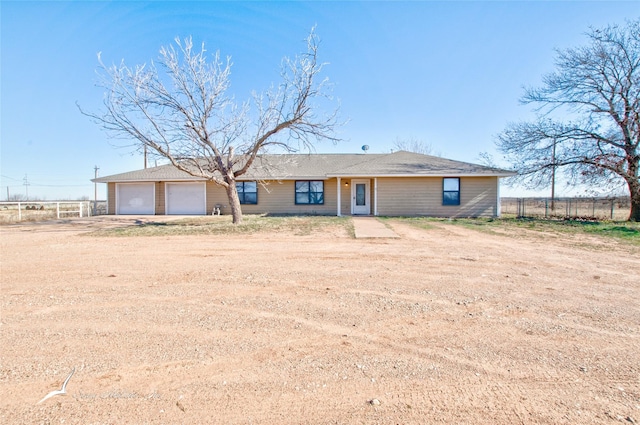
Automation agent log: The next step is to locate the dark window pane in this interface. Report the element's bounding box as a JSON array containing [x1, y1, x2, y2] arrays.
[[244, 192, 257, 204], [443, 191, 460, 205], [310, 192, 324, 204], [355, 183, 366, 206], [309, 181, 323, 192]]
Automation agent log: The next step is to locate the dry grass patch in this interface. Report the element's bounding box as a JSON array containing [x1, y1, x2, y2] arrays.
[[86, 214, 354, 237], [388, 216, 640, 246]]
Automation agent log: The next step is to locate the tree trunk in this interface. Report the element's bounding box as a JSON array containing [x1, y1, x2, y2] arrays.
[[629, 181, 640, 222], [224, 180, 243, 225]]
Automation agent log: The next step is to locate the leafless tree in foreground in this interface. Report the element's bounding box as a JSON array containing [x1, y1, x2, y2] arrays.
[[81, 29, 339, 224], [496, 19, 640, 221]]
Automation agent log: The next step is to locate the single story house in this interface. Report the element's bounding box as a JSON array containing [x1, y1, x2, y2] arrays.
[[92, 150, 516, 217]]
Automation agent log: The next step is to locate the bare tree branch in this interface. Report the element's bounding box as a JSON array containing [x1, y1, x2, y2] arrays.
[[80, 28, 341, 224], [392, 137, 439, 156], [497, 19, 640, 221]]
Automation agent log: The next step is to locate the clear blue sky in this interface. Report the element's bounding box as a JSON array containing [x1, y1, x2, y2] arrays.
[[1, 1, 636, 200]]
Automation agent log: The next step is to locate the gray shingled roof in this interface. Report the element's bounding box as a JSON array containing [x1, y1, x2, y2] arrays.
[[93, 151, 515, 183]]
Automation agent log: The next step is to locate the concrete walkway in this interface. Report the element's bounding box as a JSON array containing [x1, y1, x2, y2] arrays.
[[352, 217, 399, 238]]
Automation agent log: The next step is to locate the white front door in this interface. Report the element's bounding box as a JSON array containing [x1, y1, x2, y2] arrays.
[[351, 179, 370, 215]]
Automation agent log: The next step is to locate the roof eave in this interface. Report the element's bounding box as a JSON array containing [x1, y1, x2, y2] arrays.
[[92, 177, 207, 183], [326, 172, 517, 178], [93, 172, 516, 183]]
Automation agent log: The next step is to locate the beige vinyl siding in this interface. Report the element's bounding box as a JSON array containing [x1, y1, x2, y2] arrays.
[[155, 182, 165, 215], [458, 177, 499, 217], [376, 177, 498, 217], [339, 179, 351, 216], [106, 176, 498, 217], [205, 182, 229, 214], [231, 179, 337, 215], [107, 183, 116, 215], [368, 179, 374, 213]]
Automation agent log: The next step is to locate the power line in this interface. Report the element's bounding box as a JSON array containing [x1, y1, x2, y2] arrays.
[[2, 183, 91, 188], [25, 184, 92, 187], [0, 174, 23, 182]]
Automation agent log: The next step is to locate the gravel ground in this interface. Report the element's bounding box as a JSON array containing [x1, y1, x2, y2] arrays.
[[1, 216, 639, 424]]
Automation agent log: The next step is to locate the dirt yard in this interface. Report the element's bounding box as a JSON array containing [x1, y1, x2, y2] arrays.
[[1, 216, 638, 424]]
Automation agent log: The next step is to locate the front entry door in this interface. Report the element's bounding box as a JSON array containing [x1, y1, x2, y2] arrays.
[[351, 179, 370, 215]]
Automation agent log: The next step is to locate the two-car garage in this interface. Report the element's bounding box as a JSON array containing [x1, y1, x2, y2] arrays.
[[116, 182, 206, 215]]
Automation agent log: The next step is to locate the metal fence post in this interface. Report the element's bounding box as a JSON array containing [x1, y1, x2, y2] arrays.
[[545, 199, 548, 218], [518, 198, 523, 217], [611, 199, 615, 220]]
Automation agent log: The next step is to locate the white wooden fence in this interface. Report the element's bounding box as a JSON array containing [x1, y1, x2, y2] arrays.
[[0, 201, 107, 223]]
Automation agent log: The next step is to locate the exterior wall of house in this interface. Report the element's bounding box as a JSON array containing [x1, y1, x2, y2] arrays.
[[340, 179, 351, 216], [155, 182, 165, 215], [234, 178, 338, 215], [375, 176, 498, 217], [107, 182, 116, 215], [205, 182, 228, 214], [105, 176, 499, 217]]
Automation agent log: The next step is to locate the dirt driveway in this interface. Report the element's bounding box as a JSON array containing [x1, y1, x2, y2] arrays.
[[1, 217, 638, 424]]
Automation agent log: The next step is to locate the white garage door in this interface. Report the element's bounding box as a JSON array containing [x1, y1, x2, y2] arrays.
[[117, 183, 155, 215], [166, 182, 206, 215]]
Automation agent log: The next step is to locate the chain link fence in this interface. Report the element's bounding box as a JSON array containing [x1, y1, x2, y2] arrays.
[[501, 197, 631, 221]]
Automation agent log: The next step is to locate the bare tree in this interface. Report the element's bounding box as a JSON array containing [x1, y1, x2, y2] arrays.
[[81, 29, 339, 224], [477, 151, 498, 168], [496, 19, 640, 221], [392, 137, 439, 156]]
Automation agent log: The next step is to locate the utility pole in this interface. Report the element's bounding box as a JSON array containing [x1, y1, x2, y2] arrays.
[[94, 166, 99, 201], [23, 174, 30, 200], [551, 139, 557, 212]]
